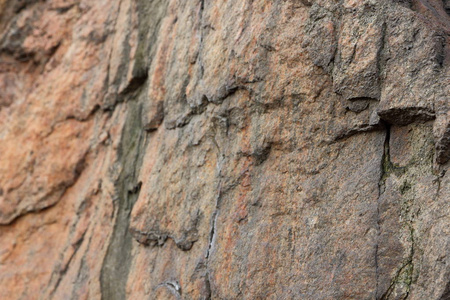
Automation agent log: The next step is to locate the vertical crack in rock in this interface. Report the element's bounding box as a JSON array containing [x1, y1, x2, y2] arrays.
[[204, 170, 222, 299], [100, 101, 146, 300], [199, 0, 205, 55], [376, 124, 417, 299], [204, 138, 225, 299], [196, 0, 208, 84], [376, 124, 391, 298], [376, 123, 439, 299], [376, 19, 387, 93]]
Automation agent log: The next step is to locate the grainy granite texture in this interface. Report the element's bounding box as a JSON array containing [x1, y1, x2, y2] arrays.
[[0, 0, 449, 299]]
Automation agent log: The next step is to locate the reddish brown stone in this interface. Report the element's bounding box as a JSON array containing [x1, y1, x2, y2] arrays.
[[0, 0, 448, 299]]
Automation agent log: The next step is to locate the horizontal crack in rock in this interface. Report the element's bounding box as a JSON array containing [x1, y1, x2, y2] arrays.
[[129, 227, 197, 251]]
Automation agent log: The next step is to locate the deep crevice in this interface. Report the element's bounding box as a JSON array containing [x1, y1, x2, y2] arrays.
[[377, 123, 421, 300], [375, 124, 391, 298]]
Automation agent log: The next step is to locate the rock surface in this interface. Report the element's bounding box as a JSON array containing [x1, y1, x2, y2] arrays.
[[0, 0, 449, 299]]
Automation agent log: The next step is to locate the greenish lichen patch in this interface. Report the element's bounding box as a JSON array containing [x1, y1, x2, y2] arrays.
[[100, 97, 147, 300]]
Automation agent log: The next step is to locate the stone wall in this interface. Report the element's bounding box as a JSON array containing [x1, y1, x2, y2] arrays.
[[0, 0, 449, 299]]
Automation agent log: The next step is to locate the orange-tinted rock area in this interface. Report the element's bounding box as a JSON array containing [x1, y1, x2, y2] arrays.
[[0, 0, 449, 299]]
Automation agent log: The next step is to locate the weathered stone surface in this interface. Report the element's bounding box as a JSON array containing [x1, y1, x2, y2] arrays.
[[0, 0, 448, 299]]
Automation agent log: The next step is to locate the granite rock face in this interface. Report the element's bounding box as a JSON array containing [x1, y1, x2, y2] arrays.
[[0, 0, 449, 299]]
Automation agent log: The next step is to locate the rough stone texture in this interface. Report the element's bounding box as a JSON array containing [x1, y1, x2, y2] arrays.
[[0, 0, 448, 299]]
